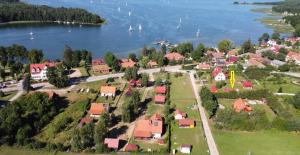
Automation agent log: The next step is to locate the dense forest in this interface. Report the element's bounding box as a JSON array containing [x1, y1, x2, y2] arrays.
[[272, 0, 300, 36], [0, 0, 104, 24]]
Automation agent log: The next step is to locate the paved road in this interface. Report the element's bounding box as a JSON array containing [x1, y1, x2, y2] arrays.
[[271, 71, 300, 78], [189, 71, 219, 155]]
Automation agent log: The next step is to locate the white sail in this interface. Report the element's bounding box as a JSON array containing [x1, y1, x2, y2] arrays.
[[138, 24, 142, 31], [129, 25, 133, 31], [128, 11, 132, 17], [179, 18, 182, 23], [29, 32, 33, 35], [118, 7, 121, 12], [125, 2, 128, 6], [196, 29, 200, 37]]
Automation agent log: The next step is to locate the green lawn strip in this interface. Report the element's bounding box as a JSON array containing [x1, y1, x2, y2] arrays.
[[170, 74, 209, 154], [0, 91, 17, 101], [262, 78, 300, 93], [34, 100, 88, 145], [213, 129, 300, 155], [171, 123, 209, 155]]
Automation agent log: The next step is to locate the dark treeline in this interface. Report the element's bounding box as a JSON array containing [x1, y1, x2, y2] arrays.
[[0, 2, 104, 24]]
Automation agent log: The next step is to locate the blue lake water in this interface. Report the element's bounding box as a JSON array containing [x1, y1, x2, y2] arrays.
[[0, 0, 277, 59]]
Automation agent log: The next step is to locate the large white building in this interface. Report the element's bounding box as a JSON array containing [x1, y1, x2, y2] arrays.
[[30, 63, 55, 81]]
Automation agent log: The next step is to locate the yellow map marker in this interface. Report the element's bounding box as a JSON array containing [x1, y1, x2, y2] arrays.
[[230, 71, 235, 88]]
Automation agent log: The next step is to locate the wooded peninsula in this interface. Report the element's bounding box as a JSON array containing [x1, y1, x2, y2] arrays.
[[0, 0, 104, 25]]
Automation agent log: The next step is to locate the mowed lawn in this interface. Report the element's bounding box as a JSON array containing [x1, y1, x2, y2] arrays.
[[170, 74, 209, 155], [214, 129, 300, 155]]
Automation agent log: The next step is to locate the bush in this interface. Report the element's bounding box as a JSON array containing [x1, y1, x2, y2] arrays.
[[0, 91, 4, 97], [216, 81, 226, 89]]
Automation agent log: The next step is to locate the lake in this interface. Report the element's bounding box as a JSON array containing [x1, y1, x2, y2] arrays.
[[0, 0, 277, 59]]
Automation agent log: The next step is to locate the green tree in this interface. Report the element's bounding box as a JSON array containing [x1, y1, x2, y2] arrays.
[[124, 67, 138, 81], [294, 24, 300, 37], [85, 52, 92, 65], [191, 43, 206, 61], [63, 46, 73, 68], [128, 53, 138, 62], [176, 42, 194, 56], [291, 91, 300, 109], [94, 116, 108, 153], [46, 65, 69, 88], [0, 46, 7, 68], [28, 49, 43, 64], [140, 56, 150, 68], [272, 32, 280, 40], [141, 73, 149, 87], [259, 33, 270, 43], [0, 68, 5, 81], [218, 39, 232, 53], [239, 39, 255, 54], [104, 52, 120, 71]]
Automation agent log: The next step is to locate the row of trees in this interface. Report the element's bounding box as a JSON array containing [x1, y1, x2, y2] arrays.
[[122, 90, 141, 122], [63, 46, 92, 68], [0, 2, 104, 24], [200, 87, 218, 118]]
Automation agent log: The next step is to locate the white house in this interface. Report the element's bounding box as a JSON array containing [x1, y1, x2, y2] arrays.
[[180, 144, 192, 154], [30, 63, 55, 81], [174, 109, 187, 120], [211, 67, 226, 81]]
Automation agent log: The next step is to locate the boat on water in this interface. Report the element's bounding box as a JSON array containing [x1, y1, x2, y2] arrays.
[[29, 32, 33, 35], [128, 11, 132, 17], [138, 24, 142, 31], [118, 7, 121, 12], [196, 29, 200, 37], [30, 37, 34, 40], [129, 25, 133, 32]]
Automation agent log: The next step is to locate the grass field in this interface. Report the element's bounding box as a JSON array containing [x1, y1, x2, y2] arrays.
[[0, 147, 96, 155], [169, 74, 209, 155], [214, 129, 300, 155], [261, 77, 300, 93]]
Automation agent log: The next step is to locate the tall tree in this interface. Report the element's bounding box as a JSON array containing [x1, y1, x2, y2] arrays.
[[0, 69, 5, 82], [128, 53, 137, 62], [63, 45, 73, 68], [28, 49, 43, 64], [191, 43, 206, 61], [218, 39, 232, 53], [141, 73, 149, 87], [46, 64, 69, 88], [94, 116, 108, 153], [239, 39, 255, 54], [104, 52, 119, 71]]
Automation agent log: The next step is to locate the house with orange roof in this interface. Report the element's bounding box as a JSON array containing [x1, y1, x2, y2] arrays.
[[243, 58, 266, 69], [164, 52, 184, 61], [88, 103, 109, 118], [196, 63, 210, 70], [133, 114, 164, 139], [227, 50, 236, 57], [30, 62, 56, 81], [92, 64, 111, 74], [178, 119, 195, 128], [211, 67, 226, 81], [148, 60, 158, 68], [120, 59, 136, 68], [210, 86, 218, 93], [100, 86, 117, 97], [174, 109, 187, 120], [233, 98, 252, 112]]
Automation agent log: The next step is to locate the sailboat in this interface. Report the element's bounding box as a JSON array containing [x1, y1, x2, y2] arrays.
[[179, 17, 182, 23], [128, 11, 132, 17], [68, 30, 72, 33], [118, 7, 121, 12], [138, 24, 142, 31], [125, 2, 128, 6], [29, 32, 34, 35], [30, 36, 34, 40], [129, 25, 133, 32], [196, 29, 200, 37]]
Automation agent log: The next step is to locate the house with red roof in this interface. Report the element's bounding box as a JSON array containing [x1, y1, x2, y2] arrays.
[[174, 109, 187, 120], [155, 86, 167, 94], [233, 98, 252, 113], [88, 103, 109, 118], [242, 81, 253, 89], [154, 95, 166, 104], [92, 58, 105, 66], [30, 62, 55, 81], [210, 86, 218, 93], [133, 114, 164, 139], [196, 63, 210, 70], [286, 51, 300, 65], [120, 59, 136, 68], [178, 119, 195, 128], [104, 138, 119, 150], [129, 79, 142, 87], [211, 67, 226, 81], [285, 37, 300, 44], [125, 143, 138, 152], [164, 52, 184, 61]]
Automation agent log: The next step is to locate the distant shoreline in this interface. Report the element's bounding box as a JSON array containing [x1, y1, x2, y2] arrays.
[[0, 20, 104, 26]]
